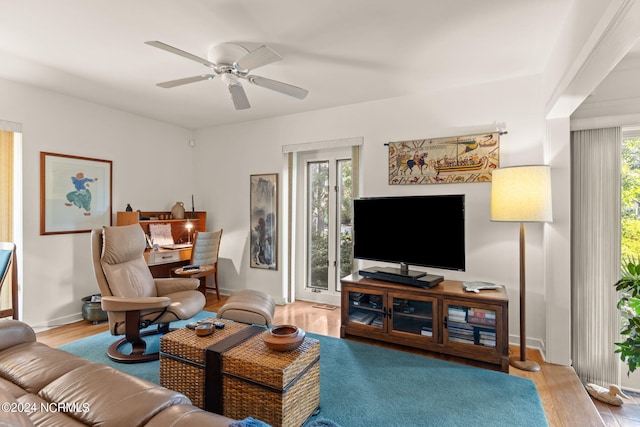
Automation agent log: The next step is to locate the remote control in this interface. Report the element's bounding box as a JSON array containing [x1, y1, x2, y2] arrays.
[[185, 322, 198, 330]]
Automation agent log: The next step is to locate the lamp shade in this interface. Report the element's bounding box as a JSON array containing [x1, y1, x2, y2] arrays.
[[491, 165, 553, 223]]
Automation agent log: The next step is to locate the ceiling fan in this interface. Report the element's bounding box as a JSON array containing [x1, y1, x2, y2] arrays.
[[145, 41, 309, 110]]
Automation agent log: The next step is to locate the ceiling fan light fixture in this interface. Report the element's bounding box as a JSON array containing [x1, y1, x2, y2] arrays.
[[207, 43, 249, 67], [147, 40, 308, 110], [221, 73, 240, 87]]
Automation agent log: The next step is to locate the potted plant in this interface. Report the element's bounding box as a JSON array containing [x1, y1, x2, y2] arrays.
[[615, 257, 640, 373]]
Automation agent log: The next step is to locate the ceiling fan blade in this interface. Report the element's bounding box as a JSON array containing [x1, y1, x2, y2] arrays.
[[235, 45, 281, 71], [156, 74, 215, 88], [145, 41, 217, 68], [247, 75, 308, 99], [228, 83, 250, 110]]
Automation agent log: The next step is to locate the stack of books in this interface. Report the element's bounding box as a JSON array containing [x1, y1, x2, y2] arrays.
[[479, 330, 496, 347], [448, 306, 467, 323], [467, 308, 496, 326], [448, 322, 474, 344], [447, 306, 497, 346]]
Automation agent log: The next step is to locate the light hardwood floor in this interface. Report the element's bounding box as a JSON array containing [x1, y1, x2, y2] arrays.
[[36, 294, 608, 426]]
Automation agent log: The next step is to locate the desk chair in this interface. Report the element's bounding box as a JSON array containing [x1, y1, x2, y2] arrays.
[[172, 229, 223, 299], [91, 224, 205, 363], [0, 242, 18, 320]]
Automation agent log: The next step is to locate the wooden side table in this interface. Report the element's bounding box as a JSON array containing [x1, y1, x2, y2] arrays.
[[172, 265, 215, 296]]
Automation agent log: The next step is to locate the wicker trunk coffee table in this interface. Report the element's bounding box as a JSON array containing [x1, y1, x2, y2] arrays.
[[160, 319, 320, 427], [160, 319, 255, 408]]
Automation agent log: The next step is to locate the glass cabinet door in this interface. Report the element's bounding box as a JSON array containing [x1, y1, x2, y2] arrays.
[[346, 289, 385, 330], [444, 301, 499, 349], [388, 293, 437, 340]]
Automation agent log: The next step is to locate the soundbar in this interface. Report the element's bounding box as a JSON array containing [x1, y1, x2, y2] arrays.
[[359, 267, 444, 288]]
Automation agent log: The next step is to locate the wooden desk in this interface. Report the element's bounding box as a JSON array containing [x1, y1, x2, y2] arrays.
[[145, 247, 192, 277], [116, 210, 207, 277]]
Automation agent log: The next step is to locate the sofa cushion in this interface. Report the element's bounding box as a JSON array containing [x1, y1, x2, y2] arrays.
[[0, 388, 35, 427], [145, 404, 235, 427], [0, 342, 91, 394], [17, 392, 85, 427], [38, 363, 191, 427], [0, 376, 28, 400]]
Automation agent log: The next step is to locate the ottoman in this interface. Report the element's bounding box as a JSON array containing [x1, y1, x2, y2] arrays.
[[221, 332, 320, 427], [159, 318, 258, 409], [217, 289, 275, 326]]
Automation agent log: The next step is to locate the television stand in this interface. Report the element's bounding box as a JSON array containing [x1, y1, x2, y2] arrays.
[[341, 273, 510, 372], [358, 267, 443, 289]]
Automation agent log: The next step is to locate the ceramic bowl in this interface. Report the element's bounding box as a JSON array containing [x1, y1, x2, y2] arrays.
[[263, 325, 305, 351], [195, 324, 214, 337]]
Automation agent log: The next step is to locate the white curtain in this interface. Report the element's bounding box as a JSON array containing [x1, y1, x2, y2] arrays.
[[571, 127, 621, 386]]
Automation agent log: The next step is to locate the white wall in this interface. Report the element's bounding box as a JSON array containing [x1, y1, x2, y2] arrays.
[[0, 77, 194, 328], [0, 60, 572, 362], [194, 74, 556, 354]]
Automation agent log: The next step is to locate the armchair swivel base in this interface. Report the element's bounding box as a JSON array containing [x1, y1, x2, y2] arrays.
[[107, 312, 171, 363]]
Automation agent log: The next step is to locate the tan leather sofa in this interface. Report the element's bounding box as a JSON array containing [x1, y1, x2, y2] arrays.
[[0, 319, 240, 426]]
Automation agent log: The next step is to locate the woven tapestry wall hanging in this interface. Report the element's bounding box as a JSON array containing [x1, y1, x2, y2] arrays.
[[388, 132, 500, 184]]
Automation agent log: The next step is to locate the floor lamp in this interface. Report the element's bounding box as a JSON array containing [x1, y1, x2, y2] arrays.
[[491, 165, 553, 372]]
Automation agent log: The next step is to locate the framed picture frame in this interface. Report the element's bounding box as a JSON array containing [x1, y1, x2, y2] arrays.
[[388, 132, 500, 184], [250, 173, 278, 270], [40, 152, 112, 235]]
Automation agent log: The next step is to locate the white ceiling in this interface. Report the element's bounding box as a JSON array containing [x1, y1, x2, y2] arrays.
[[572, 41, 640, 119], [0, 0, 574, 130]]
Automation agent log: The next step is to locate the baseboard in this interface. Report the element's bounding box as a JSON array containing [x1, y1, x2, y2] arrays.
[[509, 334, 546, 361], [31, 313, 84, 332]]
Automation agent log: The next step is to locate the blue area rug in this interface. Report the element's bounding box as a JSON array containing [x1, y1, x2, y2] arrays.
[[60, 312, 548, 427]]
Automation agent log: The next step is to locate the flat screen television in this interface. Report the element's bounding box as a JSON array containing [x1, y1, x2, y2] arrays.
[[352, 194, 465, 276]]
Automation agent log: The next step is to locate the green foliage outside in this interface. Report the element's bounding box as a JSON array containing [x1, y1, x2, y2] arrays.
[[615, 257, 640, 373], [622, 138, 640, 259], [617, 138, 640, 373], [308, 159, 353, 289], [309, 231, 353, 288]]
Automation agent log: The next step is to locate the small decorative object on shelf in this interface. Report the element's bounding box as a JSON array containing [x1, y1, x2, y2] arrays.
[[263, 325, 305, 351], [462, 281, 503, 293], [171, 201, 185, 219], [125, 203, 133, 212]]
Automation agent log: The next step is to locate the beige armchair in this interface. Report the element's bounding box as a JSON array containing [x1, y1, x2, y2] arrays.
[[91, 224, 205, 363]]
